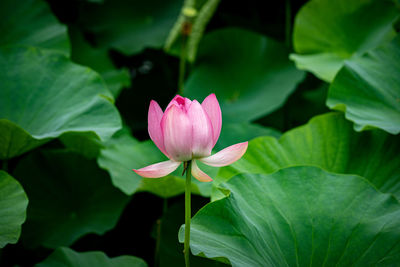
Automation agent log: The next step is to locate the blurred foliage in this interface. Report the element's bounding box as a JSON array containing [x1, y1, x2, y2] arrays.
[[0, 0, 399, 266], [0, 0, 70, 55], [327, 36, 400, 134], [69, 26, 131, 98], [36, 247, 147, 267], [185, 28, 305, 122], [165, 0, 221, 62], [0, 171, 28, 248], [13, 150, 130, 248], [290, 0, 399, 82], [0, 46, 122, 159], [80, 0, 183, 55]]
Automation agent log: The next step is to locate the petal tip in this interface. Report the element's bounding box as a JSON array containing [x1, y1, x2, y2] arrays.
[[149, 100, 161, 110], [132, 160, 181, 178], [208, 93, 216, 99], [201, 93, 222, 147], [199, 141, 248, 167], [191, 161, 213, 182]]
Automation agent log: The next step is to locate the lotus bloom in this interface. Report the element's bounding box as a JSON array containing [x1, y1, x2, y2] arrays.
[[133, 94, 248, 182]]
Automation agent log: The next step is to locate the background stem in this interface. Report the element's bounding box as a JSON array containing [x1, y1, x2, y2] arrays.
[[178, 34, 188, 95], [184, 160, 192, 267]]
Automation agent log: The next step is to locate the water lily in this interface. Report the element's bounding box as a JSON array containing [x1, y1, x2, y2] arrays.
[[133, 94, 248, 181]]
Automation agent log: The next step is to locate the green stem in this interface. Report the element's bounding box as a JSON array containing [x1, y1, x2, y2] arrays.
[[285, 0, 292, 49], [178, 34, 188, 95], [184, 160, 192, 267]]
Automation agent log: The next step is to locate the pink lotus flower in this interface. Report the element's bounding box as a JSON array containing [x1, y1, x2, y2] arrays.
[[133, 94, 248, 182]]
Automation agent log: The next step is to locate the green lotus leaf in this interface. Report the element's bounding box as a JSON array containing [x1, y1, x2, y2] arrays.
[[0, 171, 28, 248], [219, 113, 400, 199], [0, 0, 69, 55], [182, 166, 400, 266], [290, 0, 399, 81], [185, 28, 305, 122], [81, 0, 182, 55], [0, 46, 122, 159], [36, 247, 147, 267], [327, 35, 400, 134], [13, 150, 130, 248]]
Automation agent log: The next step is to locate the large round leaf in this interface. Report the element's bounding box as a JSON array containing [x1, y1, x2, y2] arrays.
[[13, 150, 130, 248], [219, 113, 400, 199], [290, 0, 399, 82], [97, 129, 212, 197], [0, 171, 28, 248], [36, 247, 147, 267], [327, 35, 400, 134], [0, 46, 122, 159], [81, 0, 182, 55], [0, 0, 69, 55], [185, 28, 305, 122], [182, 166, 400, 266]]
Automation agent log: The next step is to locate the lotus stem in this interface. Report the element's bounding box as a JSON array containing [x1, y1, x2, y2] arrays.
[[178, 8, 196, 94], [178, 34, 188, 94], [184, 160, 192, 267]]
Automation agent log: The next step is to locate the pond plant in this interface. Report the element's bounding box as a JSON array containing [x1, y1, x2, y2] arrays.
[[0, 0, 399, 266]]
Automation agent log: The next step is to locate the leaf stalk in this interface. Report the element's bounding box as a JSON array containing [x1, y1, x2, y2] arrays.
[[184, 160, 192, 267]]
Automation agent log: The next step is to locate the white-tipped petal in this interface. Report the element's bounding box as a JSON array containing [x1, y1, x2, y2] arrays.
[[133, 160, 181, 178], [191, 160, 213, 182], [199, 142, 248, 167]]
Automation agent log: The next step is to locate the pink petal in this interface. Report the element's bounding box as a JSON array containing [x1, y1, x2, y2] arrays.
[[187, 100, 214, 158], [201, 94, 222, 147], [161, 104, 193, 161], [199, 142, 248, 167], [148, 100, 168, 156], [191, 160, 213, 182], [166, 95, 192, 112], [133, 160, 181, 178]]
